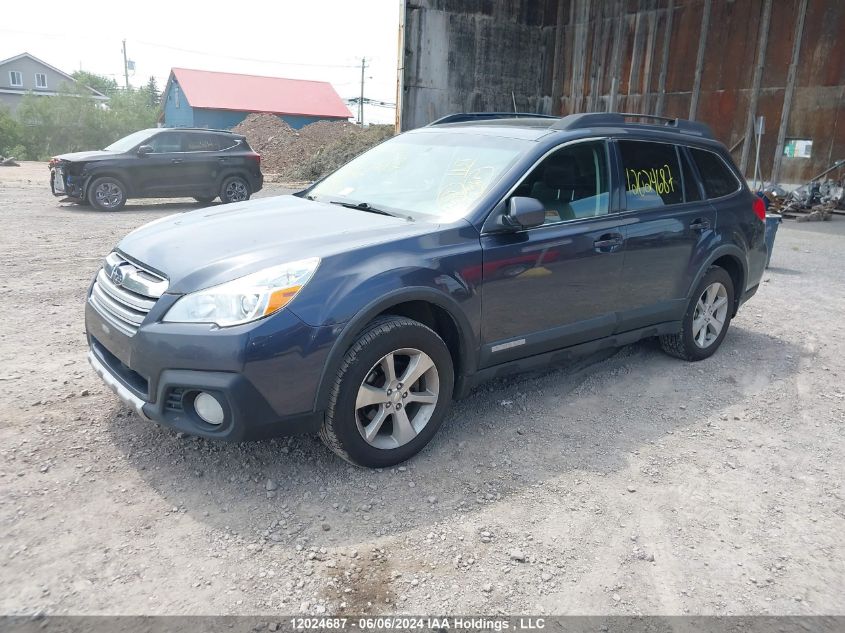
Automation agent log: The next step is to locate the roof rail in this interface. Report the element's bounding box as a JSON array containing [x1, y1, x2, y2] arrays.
[[428, 112, 558, 126], [552, 112, 713, 138], [180, 127, 240, 134]]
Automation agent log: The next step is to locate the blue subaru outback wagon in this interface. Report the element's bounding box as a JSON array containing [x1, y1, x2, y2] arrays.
[[86, 112, 767, 467]]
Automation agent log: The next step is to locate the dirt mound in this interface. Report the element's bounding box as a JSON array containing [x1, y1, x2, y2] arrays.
[[291, 124, 394, 181], [232, 113, 393, 182]]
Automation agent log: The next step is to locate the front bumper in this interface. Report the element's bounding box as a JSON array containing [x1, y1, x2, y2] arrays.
[[50, 166, 85, 199], [88, 349, 150, 420], [85, 296, 333, 441]]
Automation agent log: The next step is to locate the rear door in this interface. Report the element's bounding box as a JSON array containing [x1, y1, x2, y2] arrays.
[[479, 139, 629, 367], [615, 139, 715, 330], [180, 132, 222, 196]]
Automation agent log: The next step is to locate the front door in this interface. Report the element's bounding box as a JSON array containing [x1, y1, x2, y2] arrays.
[[133, 131, 192, 196], [479, 140, 627, 367]]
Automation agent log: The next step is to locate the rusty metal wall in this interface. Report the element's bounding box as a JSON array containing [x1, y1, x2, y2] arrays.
[[400, 0, 845, 183]]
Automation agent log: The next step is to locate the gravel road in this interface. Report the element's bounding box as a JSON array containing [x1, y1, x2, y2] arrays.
[[1, 162, 843, 616]]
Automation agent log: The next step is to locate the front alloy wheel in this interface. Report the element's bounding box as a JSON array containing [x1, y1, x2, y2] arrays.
[[319, 316, 454, 467], [355, 348, 440, 449], [87, 176, 127, 211]]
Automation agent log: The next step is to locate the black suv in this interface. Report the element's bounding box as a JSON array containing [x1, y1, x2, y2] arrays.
[[86, 112, 766, 467], [50, 128, 263, 211]]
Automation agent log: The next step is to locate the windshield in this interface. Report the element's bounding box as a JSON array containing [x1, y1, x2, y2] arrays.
[[308, 131, 531, 220], [104, 129, 157, 152]]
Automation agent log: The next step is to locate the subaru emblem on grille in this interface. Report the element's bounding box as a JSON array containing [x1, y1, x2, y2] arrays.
[[111, 265, 125, 285]]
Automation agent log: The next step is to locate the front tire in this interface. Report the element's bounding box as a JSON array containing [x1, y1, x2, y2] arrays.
[[660, 266, 735, 361], [87, 176, 127, 211], [219, 176, 250, 204], [319, 316, 454, 467]]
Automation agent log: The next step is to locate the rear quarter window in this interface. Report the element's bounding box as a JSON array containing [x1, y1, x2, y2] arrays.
[[217, 135, 242, 151], [690, 148, 741, 199]]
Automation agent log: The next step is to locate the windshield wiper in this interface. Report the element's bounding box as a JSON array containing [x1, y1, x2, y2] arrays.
[[328, 200, 412, 221]]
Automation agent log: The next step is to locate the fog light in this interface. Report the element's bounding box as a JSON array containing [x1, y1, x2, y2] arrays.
[[194, 392, 224, 425]]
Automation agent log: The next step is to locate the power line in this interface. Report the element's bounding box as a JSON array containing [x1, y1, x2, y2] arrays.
[[132, 38, 361, 69]]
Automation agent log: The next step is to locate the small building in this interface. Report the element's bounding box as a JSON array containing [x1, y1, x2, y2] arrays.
[[161, 68, 351, 130], [0, 52, 108, 113]]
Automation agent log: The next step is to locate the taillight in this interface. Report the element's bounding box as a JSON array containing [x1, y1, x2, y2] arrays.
[[752, 196, 766, 221]]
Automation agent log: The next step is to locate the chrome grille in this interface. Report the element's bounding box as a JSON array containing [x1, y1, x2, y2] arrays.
[[89, 252, 168, 336]]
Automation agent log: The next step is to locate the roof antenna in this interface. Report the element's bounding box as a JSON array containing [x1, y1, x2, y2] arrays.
[[512, 91, 517, 113]]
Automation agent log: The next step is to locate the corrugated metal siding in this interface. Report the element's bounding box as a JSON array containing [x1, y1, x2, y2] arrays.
[[401, 0, 845, 182]]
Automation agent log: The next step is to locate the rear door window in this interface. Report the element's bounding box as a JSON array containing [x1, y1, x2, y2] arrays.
[[689, 148, 740, 199], [618, 140, 684, 209], [183, 134, 220, 152]]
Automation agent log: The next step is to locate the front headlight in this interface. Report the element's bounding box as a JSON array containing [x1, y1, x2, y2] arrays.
[[163, 257, 320, 327]]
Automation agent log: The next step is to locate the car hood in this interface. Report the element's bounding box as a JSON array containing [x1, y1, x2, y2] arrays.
[[117, 195, 439, 294], [54, 150, 118, 163]]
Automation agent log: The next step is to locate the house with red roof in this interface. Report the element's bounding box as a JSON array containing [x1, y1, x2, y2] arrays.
[[161, 67, 351, 129]]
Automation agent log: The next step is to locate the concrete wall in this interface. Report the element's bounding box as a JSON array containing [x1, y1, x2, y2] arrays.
[[400, 0, 845, 183]]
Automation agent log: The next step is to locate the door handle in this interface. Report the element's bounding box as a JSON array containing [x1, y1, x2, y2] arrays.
[[593, 233, 623, 250], [171, 158, 183, 164], [690, 218, 710, 231]]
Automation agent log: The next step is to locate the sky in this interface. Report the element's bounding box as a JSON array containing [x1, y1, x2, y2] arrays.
[[0, 0, 402, 124]]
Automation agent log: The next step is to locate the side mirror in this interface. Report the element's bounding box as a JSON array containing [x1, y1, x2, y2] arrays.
[[137, 145, 153, 156], [503, 196, 545, 230]]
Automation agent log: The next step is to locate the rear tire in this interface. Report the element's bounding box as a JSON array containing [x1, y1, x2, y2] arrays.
[[319, 316, 454, 468], [219, 176, 250, 204], [193, 196, 216, 205], [87, 176, 127, 211], [660, 266, 734, 361]]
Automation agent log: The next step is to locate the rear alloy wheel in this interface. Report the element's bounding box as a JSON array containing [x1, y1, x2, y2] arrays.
[[219, 176, 250, 203], [319, 316, 454, 467], [660, 266, 734, 361], [87, 177, 126, 211]]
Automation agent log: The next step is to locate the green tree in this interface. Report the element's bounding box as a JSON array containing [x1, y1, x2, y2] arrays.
[[71, 70, 118, 96], [15, 82, 159, 160], [0, 104, 25, 157], [144, 76, 161, 109]]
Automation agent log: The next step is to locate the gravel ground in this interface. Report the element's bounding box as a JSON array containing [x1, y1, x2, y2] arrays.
[[1, 162, 843, 616]]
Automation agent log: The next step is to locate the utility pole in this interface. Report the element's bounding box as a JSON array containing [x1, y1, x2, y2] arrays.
[[122, 39, 130, 90], [358, 57, 367, 126]]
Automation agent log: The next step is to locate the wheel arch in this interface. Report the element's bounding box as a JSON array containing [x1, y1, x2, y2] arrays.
[[219, 170, 252, 188], [689, 245, 747, 316], [84, 171, 133, 197], [312, 288, 478, 412]]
